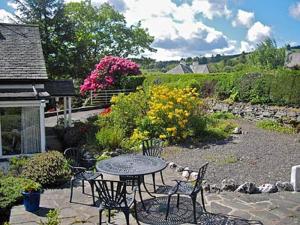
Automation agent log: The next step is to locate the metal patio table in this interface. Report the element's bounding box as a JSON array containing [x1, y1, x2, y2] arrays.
[[96, 154, 167, 209]]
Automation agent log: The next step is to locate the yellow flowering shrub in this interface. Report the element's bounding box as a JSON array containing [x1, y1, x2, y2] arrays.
[[133, 85, 206, 142]]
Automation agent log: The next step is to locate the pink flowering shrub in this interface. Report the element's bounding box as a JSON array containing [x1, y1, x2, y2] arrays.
[[80, 56, 141, 93]]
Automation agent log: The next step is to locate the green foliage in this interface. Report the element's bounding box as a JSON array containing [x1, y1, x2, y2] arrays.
[[138, 69, 300, 106], [8, 156, 29, 176], [204, 153, 238, 165], [0, 176, 35, 209], [22, 151, 71, 188], [98, 89, 148, 136], [120, 76, 145, 89], [39, 209, 60, 225], [249, 38, 286, 69], [96, 154, 111, 161], [96, 127, 125, 150], [23, 180, 42, 193], [256, 120, 295, 134]]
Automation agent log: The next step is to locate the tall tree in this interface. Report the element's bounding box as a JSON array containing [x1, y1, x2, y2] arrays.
[[13, 1, 155, 80]]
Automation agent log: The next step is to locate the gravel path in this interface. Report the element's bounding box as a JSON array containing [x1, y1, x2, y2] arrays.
[[164, 119, 300, 186]]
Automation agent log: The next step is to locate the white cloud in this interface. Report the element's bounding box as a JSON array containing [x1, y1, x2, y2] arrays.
[[0, 9, 14, 23], [247, 21, 271, 43], [240, 41, 254, 52], [232, 9, 254, 28], [289, 1, 300, 20]]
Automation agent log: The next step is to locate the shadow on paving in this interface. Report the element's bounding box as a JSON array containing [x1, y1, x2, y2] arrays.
[[135, 196, 263, 225]]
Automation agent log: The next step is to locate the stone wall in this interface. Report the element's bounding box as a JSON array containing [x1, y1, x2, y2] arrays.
[[206, 99, 300, 125]]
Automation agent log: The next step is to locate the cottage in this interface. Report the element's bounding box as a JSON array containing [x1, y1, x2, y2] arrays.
[[167, 60, 210, 74], [0, 23, 75, 163]]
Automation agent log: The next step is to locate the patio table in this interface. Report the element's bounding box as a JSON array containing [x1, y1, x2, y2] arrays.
[[96, 154, 167, 209]]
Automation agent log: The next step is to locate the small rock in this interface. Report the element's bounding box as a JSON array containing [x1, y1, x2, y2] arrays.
[[275, 181, 294, 192], [109, 151, 119, 157], [221, 179, 238, 192], [176, 166, 184, 172], [232, 127, 242, 134], [235, 182, 258, 194], [258, 184, 278, 193], [168, 162, 177, 169], [184, 167, 190, 171], [203, 183, 210, 192], [182, 170, 190, 179], [190, 172, 198, 181], [203, 145, 210, 149], [210, 184, 221, 193], [115, 148, 123, 154]]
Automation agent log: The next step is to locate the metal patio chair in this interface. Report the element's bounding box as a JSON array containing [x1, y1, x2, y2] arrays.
[[94, 180, 139, 225], [142, 138, 165, 192], [165, 163, 209, 224], [64, 147, 102, 205]]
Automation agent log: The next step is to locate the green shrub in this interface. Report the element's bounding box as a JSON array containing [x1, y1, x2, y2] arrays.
[[8, 156, 29, 176], [39, 209, 60, 225], [256, 120, 295, 134], [96, 126, 125, 150], [120, 76, 145, 89], [22, 151, 71, 188], [0, 176, 40, 223]]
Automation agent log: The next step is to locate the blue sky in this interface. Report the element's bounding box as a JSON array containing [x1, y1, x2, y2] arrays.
[[1, 0, 300, 60]]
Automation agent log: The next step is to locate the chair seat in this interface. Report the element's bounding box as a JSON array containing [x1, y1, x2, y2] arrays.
[[76, 171, 102, 181], [169, 181, 194, 196]]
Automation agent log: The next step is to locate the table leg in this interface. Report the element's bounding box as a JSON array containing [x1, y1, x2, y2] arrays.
[[142, 176, 156, 198], [137, 176, 146, 210]]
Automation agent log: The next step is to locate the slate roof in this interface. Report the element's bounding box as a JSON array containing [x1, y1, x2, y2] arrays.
[[167, 63, 193, 74], [44, 80, 76, 97], [167, 61, 210, 74], [0, 88, 50, 100], [0, 23, 48, 80], [191, 64, 210, 73], [286, 53, 300, 68]]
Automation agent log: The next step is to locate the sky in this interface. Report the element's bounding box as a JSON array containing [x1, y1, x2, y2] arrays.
[[1, 0, 300, 60]]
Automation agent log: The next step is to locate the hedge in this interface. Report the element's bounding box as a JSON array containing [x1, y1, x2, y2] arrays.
[[122, 69, 300, 106]]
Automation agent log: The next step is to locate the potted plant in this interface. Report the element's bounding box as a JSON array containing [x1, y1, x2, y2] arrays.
[[22, 180, 42, 212]]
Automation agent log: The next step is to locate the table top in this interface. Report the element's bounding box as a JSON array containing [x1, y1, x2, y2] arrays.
[[96, 154, 167, 176]]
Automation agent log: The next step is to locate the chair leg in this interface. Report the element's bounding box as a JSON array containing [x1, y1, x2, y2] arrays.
[[160, 171, 166, 185], [99, 209, 103, 225], [165, 195, 172, 220], [134, 200, 139, 224], [201, 187, 206, 212], [191, 196, 197, 224], [70, 178, 74, 203], [176, 194, 180, 208], [82, 180, 85, 194], [152, 173, 156, 193], [123, 209, 130, 225], [108, 209, 111, 223], [90, 181, 95, 206]]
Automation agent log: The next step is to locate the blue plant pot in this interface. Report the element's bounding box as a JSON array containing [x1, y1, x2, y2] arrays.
[[22, 191, 41, 212]]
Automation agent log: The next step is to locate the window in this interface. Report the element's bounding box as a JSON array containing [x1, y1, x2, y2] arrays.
[[0, 107, 41, 156]]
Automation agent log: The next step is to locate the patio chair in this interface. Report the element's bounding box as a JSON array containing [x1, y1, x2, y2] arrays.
[[94, 180, 138, 225], [142, 138, 165, 192], [165, 163, 209, 224], [64, 147, 102, 205]]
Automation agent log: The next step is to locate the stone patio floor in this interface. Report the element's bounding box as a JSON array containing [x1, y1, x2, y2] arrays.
[[10, 168, 300, 225]]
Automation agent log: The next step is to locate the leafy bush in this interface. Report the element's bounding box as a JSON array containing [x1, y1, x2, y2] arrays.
[[132, 85, 206, 142], [96, 126, 125, 150], [0, 176, 39, 223], [8, 156, 29, 176], [39, 209, 60, 225], [256, 120, 295, 134], [98, 88, 148, 136], [22, 151, 71, 188], [120, 76, 145, 89]]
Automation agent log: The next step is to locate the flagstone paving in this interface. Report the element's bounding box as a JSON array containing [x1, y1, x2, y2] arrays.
[[10, 168, 300, 225]]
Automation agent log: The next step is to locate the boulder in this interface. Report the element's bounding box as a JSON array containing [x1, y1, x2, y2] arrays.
[[221, 179, 238, 192], [203, 183, 210, 192], [235, 182, 258, 194], [258, 184, 278, 193], [182, 170, 190, 179], [168, 162, 177, 169], [190, 172, 198, 181], [176, 166, 184, 172], [232, 127, 242, 134], [210, 184, 221, 193], [275, 181, 294, 192]]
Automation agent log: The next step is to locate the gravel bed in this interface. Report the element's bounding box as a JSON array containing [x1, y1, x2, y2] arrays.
[[164, 119, 300, 186]]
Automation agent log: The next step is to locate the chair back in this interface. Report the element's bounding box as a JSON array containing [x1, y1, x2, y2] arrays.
[[142, 139, 164, 157], [192, 163, 209, 194], [64, 147, 83, 167], [94, 180, 128, 208]]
